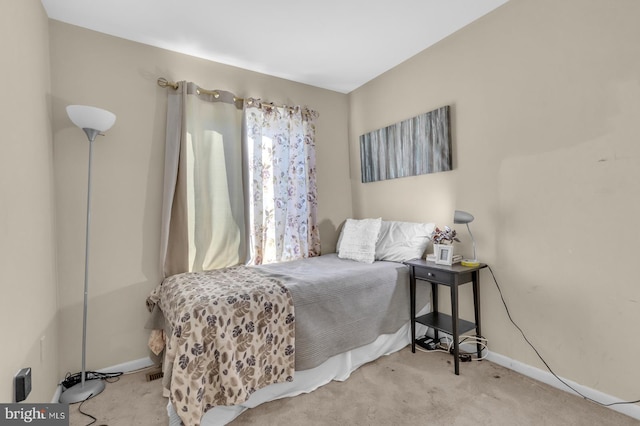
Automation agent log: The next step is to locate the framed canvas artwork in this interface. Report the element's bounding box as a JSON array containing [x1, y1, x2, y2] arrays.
[[359, 105, 452, 183]]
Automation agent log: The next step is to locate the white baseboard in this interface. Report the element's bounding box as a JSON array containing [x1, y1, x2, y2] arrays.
[[51, 357, 156, 403], [487, 351, 640, 421], [97, 356, 156, 374]]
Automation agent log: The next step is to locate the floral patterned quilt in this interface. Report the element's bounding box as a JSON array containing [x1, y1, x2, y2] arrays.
[[146, 266, 295, 426]]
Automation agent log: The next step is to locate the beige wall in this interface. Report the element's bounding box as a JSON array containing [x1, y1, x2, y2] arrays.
[[0, 0, 59, 402], [49, 21, 351, 375], [349, 0, 640, 401]]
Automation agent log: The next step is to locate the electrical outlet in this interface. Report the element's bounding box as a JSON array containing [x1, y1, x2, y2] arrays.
[[15, 368, 32, 402]]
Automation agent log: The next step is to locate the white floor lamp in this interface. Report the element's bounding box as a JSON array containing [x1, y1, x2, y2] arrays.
[[59, 105, 116, 404]]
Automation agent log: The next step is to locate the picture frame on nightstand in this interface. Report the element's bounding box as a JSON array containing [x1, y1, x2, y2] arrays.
[[435, 245, 454, 265]]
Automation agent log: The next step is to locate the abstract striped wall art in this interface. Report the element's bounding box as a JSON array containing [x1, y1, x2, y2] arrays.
[[359, 105, 452, 183]]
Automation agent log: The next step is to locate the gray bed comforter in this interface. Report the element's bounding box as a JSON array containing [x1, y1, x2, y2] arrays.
[[256, 253, 429, 370]]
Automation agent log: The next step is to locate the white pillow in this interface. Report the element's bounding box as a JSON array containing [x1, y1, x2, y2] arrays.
[[337, 218, 382, 263], [375, 221, 436, 262]]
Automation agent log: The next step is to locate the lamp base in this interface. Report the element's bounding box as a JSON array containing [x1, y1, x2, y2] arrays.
[[461, 259, 480, 267], [59, 379, 105, 404]]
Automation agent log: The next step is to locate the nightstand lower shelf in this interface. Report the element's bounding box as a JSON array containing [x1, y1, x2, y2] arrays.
[[416, 312, 476, 336]]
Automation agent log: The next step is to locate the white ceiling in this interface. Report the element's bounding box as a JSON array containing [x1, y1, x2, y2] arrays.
[[41, 0, 509, 93]]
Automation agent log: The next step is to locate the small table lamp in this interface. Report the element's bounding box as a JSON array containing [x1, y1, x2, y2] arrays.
[[453, 210, 479, 267]]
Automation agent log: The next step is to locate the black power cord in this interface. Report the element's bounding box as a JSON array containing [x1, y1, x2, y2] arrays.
[[78, 393, 98, 426], [77, 393, 109, 426], [488, 265, 640, 407]]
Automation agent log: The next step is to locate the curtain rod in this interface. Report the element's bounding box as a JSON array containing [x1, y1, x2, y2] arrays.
[[157, 77, 244, 103], [157, 77, 317, 115]]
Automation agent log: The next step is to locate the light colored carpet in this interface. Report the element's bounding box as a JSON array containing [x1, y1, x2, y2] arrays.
[[69, 347, 638, 426]]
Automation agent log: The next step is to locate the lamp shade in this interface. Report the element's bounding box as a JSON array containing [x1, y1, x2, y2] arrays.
[[66, 105, 116, 132], [453, 210, 474, 224]]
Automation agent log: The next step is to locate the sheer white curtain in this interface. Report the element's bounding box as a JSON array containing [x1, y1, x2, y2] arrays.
[[244, 99, 320, 265], [159, 82, 245, 277]]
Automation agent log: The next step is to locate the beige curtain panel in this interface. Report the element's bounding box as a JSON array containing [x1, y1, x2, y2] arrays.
[[159, 82, 246, 278]]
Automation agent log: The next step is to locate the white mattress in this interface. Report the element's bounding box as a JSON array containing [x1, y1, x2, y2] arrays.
[[168, 318, 429, 426]]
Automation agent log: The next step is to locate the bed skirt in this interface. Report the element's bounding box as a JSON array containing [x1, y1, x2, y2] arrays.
[[167, 318, 429, 426]]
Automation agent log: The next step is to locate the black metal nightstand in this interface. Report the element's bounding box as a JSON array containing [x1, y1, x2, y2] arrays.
[[404, 259, 487, 375]]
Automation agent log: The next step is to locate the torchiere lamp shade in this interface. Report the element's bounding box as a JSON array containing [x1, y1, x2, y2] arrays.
[[66, 105, 116, 132]]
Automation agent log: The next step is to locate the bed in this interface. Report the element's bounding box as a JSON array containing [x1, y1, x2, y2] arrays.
[[146, 219, 435, 426]]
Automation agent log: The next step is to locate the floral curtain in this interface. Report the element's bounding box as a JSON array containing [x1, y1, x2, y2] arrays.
[[244, 99, 320, 265]]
